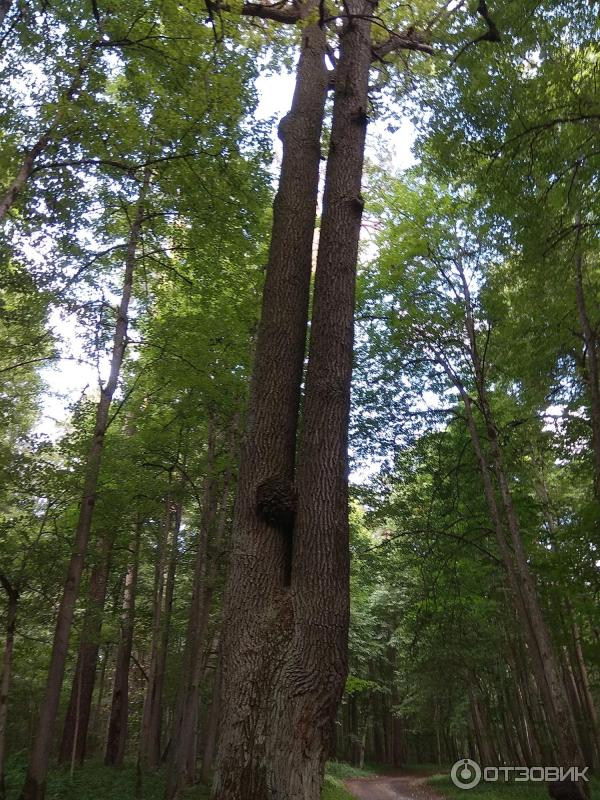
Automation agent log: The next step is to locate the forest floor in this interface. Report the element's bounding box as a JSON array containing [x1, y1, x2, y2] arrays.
[[345, 768, 600, 800], [345, 771, 444, 800], [3, 758, 598, 800]]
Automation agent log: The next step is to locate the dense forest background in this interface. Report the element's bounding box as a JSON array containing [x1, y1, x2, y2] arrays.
[[0, 1, 599, 800]]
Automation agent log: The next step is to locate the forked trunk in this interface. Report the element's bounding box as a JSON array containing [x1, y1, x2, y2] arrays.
[[213, 22, 328, 800], [265, 1, 373, 793]]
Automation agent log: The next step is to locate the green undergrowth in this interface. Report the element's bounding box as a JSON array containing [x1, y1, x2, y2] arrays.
[[323, 761, 378, 800], [3, 756, 209, 800], [3, 756, 373, 800], [322, 774, 358, 800], [429, 773, 600, 800], [325, 761, 378, 779]]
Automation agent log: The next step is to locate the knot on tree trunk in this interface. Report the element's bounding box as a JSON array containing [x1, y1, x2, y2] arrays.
[[256, 477, 296, 532]]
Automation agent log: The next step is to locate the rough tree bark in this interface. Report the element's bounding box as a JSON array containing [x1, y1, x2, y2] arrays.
[[213, 1, 437, 795], [264, 1, 373, 793], [105, 518, 142, 767], [19, 171, 149, 800], [58, 533, 113, 766], [212, 21, 329, 800]]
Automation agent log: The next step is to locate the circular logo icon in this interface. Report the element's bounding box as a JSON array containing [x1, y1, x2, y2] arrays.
[[451, 759, 482, 790]]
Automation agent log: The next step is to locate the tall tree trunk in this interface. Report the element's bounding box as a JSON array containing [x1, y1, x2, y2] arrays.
[[458, 387, 586, 783], [371, 687, 386, 765], [348, 695, 360, 766], [442, 262, 588, 779], [166, 439, 235, 798], [58, 533, 113, 766], [213, 22, 328, 800], [561, 646, 594, 767], [468, 685, 494, 767], [105, 519, 142, 767], [574, 246, 600, 496], [507, 634, 548, 765], [200, 658, 221, 785], [165, 441, 216, 797], [266, 3, 373, 794], [139, 501, 180, 771], [88, 642, 108, 757], [19, 172, 149, 800], [0, 578, 18, 800], [570, 616, 600, 768], [138, 499, 171, 771]]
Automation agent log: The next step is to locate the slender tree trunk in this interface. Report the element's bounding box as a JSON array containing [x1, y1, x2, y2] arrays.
[[153, 506, 180, 752], [459, 389, 586, 783], [561, 647, 594, 767], [438, 264, 588, 790], [0, 580, 18, 800], [574, 247, 600, 496], [484, 433, 587, 775], [507, 637, 547, 765], [469, 685, 494, 767], [165, 441, 216, 797], [139, 501, 180, 771], [508, 681, 534, 767], [88, 642, 108, 757], [213, 23, 328, 800], [348, 695, 360, 766], [105, 519, 142, 767], [569, 614, 600, 768], [391, 718, 404, 767], [138, 500, 171, 771], [201, 659, 221, 785], [19, 172, 149, 800], [372, 688, 386, 765], [166, 435, 236, 798], [266, 4, 373, 794], [58, 533, 113, 766]]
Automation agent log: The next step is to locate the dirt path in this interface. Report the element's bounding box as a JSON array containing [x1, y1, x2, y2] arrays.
[[345, 772, 446, 800]]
